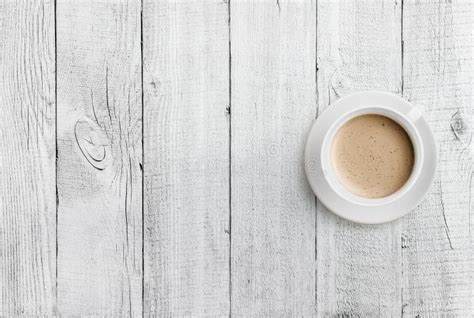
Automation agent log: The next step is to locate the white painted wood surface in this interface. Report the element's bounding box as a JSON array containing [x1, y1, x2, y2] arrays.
[[56, 1, 142, 316], [143, 1, 230, 316], [401, 0, 473, 315], [230, 0, 316, 316], [0, 1, 472, 316], [0, 1, 56, 316]]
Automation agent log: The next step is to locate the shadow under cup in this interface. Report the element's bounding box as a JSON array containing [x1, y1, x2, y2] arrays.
[[321, 106, 424, 206]]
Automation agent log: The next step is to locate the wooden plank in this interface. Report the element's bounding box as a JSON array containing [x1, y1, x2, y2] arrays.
[[0, 1, 56, 315], [142, 1, 230, 316], [316, 1, 402, 316], [230, 1, 316, 316], [401, 0, 473, 315], [56, 1, 142, 316]]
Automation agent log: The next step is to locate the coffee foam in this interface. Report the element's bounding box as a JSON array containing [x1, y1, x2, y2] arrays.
[[331, 114, 414, 199]]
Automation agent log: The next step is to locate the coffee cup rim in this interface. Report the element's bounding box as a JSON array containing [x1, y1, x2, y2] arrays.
[[320, 105, 424, 206]]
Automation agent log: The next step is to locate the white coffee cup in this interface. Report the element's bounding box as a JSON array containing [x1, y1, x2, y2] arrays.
[[304, 91, 437, 224]]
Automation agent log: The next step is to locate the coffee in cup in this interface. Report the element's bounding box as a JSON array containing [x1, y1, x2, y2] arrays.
[[330, 114, 414, 199]]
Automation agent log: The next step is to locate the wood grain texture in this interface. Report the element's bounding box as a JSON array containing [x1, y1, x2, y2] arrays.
[[401, 0, 473, 315], [1, 1, 473, 316], [56, 1, 142, 316], [143, 1, 230, 316], [230, 1, 317, 316], [316, 0, 402, 316], [0, 1, 56, 316]]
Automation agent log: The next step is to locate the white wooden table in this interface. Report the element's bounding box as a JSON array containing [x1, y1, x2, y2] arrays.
[[1, 0, 473, 316]]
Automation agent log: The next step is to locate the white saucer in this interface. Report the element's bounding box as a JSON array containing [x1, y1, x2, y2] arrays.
[[304, 91, 437, 224]]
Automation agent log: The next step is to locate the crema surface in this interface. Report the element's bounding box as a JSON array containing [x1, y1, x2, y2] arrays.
[[331, 114, 414, 199]]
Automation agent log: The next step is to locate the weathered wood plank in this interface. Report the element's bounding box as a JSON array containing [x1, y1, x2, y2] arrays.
[[316, 1, 402, 316], [401, 0, 473, 315], [56, 1, 142, 316], [143, 1, 230, 316], [230, 1, 317, 316], [0, 1, 56, 315]]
